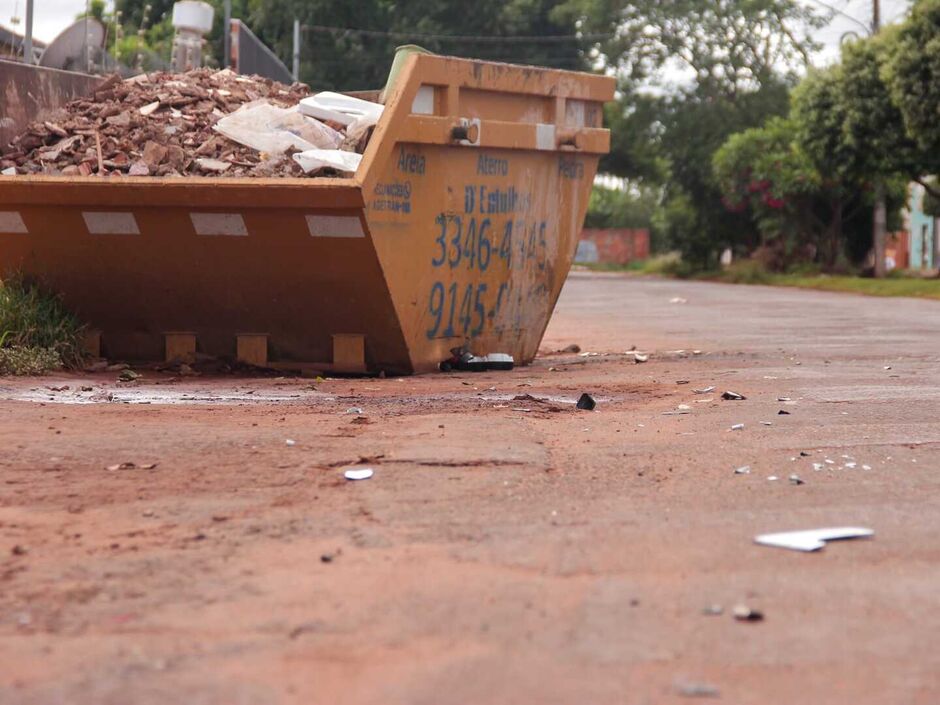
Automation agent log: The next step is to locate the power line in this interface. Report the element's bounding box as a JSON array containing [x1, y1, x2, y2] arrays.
[[301, 23, 611, 44]]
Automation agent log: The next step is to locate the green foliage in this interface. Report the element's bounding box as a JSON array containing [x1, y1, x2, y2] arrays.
[[600, 94, 664, 182], [884, 0, 940, 159], [76, 0, 107, 21], [840, 35, 920, 181], [718, 260, 773, 284], [585, 184, 659, 230], [245, 0, 586, 90], [641, 252, 697, 277], [560, 0, 823, 96], [714, 16, 936, 272], [713, 117, 821, 259], [0, 276, 87, 373], [657, 79, 792, 266]]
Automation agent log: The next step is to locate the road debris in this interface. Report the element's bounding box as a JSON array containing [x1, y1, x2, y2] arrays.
[[702, 604, 724, 615], [285, 439, 296, 446], [106, 462, 158, 470], [118, 369, 141, 382], [346, 407, 363, 414], [734, 465, 751, 474], [693, 386, 715, 394], [788, 474, 804, 485], [576, 393, 597, 411], [669, 297, 688, 304], [721, 391, 745, 400], [754, 527, 874, 552], [731, 423, 744, 431], [675, 681, 720, 698], [344, 467, 374, 481], [732, 605, 764, 622], [778, 409, 791, 415], [767, 475, 779, 481]]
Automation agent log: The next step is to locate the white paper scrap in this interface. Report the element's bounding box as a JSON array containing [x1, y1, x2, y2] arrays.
[[344, 468, 374, 481], [754, 527, 873, 552]]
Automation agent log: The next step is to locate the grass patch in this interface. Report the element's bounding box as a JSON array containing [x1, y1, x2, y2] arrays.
[[0, 275, 87, 375], [765, 274, 940, 300], [626, 255, 940, 300], [577, 259, 648, 272]]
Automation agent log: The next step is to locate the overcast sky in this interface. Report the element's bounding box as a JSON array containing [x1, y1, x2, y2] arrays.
[[0, 0, 913, 61]]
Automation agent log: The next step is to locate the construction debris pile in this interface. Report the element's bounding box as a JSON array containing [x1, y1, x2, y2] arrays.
[[1, 69, 379, 178]]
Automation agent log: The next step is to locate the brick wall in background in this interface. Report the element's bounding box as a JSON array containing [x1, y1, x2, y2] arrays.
[[576, 228, 650, 265]]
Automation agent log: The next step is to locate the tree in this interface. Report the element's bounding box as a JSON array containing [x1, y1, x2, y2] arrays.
[[884, 0, 940, 195], [585, 183, 660, 230], [247, 0, 587, 91], [657, 78, 792, 265], [558, 0, 824, 97], [557, 0, 823, 267]]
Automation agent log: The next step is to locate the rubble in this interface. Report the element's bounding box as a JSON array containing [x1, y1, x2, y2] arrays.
[[2, 69, 374, 178], [576, 393, 597, 410]]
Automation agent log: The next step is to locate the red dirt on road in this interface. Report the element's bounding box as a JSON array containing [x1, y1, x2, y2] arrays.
[[1, 271, 939, 704]]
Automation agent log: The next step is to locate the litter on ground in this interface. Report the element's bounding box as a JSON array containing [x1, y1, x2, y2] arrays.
[[754, 527, 874, 552]]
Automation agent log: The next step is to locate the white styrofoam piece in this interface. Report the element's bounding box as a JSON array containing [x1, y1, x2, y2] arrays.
[[298, 92, 384, 127], [344, 468, 374, 481], [293, 149, 362, 174], [754, 527, 874, 552]]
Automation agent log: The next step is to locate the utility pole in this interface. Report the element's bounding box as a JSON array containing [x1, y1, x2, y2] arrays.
[[223, 0, 231, 68], [292, 19, 300, 81], [871, 0, 887, 277], [23, 0, 33, 64]]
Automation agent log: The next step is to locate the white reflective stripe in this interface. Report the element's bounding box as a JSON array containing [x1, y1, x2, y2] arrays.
[[306, 215, 365, 238], [0, 211, 27, 233], [535, 123, 556, 151], [190, 213, 247, 236], [411, 85, 435, 115], [82, 211, 139, 235]]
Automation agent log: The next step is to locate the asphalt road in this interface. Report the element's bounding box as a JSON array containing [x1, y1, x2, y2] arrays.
[[1, 272, 938, 704]]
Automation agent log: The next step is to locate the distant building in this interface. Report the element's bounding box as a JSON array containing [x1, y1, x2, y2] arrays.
[[0, 24, 46, 64], [905, 182, 938, 270]]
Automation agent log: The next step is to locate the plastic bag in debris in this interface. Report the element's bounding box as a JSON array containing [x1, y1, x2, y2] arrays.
[[214, 100, 344, 155], [292, 149, 363, 174], [298, 92, 384, 127]]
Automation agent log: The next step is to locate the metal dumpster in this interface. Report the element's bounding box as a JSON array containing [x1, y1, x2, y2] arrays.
[[0, 54, 613, 374]]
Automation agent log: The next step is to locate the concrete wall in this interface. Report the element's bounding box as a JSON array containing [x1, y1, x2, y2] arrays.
[[0, 60, 102, 149], [576, 228, 650, 265], [907, 183, 937, 270]]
